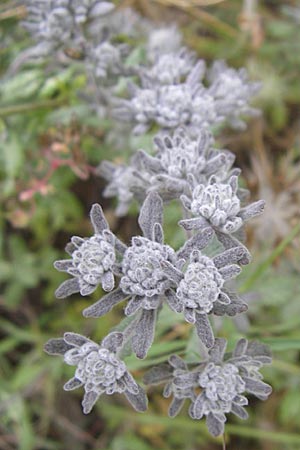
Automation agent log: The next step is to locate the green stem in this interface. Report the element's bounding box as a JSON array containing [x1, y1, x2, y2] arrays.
[[0, 99, 67, 117], [222, 433, 227, 450]]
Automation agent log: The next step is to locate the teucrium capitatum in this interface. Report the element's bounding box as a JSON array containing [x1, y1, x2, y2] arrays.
[[24, 1, 272, 438]]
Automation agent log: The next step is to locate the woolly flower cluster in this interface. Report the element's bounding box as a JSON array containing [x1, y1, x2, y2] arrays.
[[22, 0, 115, 55], [72, 235, 114, 282], [87, 42, 129, 79], [48, 140, 267, 432], [115, 53, 260, 135], [197, 363, 246, 415], [21, 1, 147, 84], [142, 48, 199, 86], [98, 129, 264, 226], [120, 237, 177, 298], [45, 332, 147, 414], [180, 174, 265, 235], [65, 343, 127, 395], [144, 339, 272, 436], [190, 180, 242, 233], [150, 129, 233, 185], [53, 192, 251, 356], [54, 204, 118, 296], [176, 253, 224, 314]]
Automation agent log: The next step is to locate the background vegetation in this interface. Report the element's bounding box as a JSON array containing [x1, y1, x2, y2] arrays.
[[1, 1, 300, 449]]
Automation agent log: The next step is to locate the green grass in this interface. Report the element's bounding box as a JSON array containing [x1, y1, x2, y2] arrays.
[[1, 0, 300, 449]]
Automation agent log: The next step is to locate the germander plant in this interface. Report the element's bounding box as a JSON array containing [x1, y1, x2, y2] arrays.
[[19, 0, 272, 441]]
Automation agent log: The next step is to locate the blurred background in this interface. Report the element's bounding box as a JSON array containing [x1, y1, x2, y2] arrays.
[[1, 0, 300, 449]]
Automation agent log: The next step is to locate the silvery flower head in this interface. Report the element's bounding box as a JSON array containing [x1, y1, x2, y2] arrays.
[[120, 236, 177, 299], [142, 49, 201, 86], [22, 0, 115, 55], [44, 331, 148, 414], [144, 338, 272, 437], [114, 64, 218, 135], [23, 0, 73, 50], [147, 25, 183, 62], [197, 362, 246, 415], [135, 128, 236, 200], [180, 175, 265, 235], [160, 246, 248, 348], [87, 41, 129, 79], [176, 252, 225, 314], [190, 338, 272, 436], [153, 128, 231, 182], [190, 177, 242, 233], [116, 56, 261, 135], [54, 203, 119, 297], [207, 60, 261, 129]]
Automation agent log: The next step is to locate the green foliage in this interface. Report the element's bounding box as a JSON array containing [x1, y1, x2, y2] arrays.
[[1, 1, 300, 449]]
